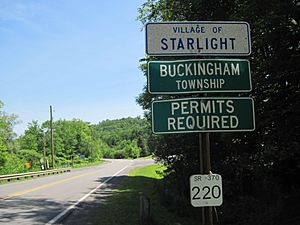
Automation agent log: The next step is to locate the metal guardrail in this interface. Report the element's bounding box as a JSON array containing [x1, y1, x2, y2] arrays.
[[0, 168, 71, 182]]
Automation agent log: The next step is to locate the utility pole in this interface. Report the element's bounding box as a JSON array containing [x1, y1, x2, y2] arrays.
[[50, 105, 55, 168], [43, 133, 47, 170]]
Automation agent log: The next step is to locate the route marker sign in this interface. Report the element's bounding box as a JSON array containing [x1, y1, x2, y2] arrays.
[[151, 97, 255, 134], [148, 59, 251, 94], [145, 21, 251, 56], [190, 174, 223, 207]]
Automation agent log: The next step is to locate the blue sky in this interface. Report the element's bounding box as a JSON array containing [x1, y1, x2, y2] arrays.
[[0, 0, 147, 135]]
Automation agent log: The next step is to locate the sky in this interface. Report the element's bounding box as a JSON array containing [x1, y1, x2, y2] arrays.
[[0, 0, 147, 135]]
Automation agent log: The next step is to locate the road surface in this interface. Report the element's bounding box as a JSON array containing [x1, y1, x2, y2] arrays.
[[0, 158, 154, 225]]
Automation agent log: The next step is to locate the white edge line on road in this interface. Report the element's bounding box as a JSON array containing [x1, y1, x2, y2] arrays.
[[45, 164, 132, 225]]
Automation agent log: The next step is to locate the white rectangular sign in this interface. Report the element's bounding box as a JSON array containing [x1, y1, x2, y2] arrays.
[[190, 174, 223, 207], [146, 21, 251, 56]]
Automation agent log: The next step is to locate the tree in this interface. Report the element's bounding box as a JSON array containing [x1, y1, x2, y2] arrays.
[[137, 0, 300, 224], [0, 100, 20, 174], [91, 117, 151, 159], [43, 119, 94, 162], [0, 100, 18, 153], [19, 120, 43, 153]]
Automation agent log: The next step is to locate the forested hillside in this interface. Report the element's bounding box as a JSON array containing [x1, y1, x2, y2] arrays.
[[92, 117, 151, 158], [0, 102, 151, 175], [137, 0, 300, 224]]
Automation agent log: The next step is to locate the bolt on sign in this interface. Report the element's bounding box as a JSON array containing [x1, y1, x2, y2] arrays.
[[148, 59, 251, 94], [145, 21, 251, 56], [151, 97, 255, 134]]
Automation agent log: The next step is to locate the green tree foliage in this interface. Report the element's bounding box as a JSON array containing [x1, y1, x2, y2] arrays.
[[38, 119, 105, 165], [18, 120, 43, 153], [17, 121, 44, 169], [0, 101, 31, 174], [17, 149, 42, 168], [0, 101, 18, 154], [0, 101, 22, 174], [49, 119, 94, 160], [0, 153, 26, 175], [137, 0, 300, 224], [0, 100, 151, 174], [92, 117, 151, 158]]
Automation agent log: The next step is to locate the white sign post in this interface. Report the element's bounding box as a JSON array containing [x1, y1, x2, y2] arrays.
[[146, 21, 251, 56], [190, 174, 223, 207]]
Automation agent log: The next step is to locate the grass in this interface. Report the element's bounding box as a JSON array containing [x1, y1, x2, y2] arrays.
[[129, 164, 162, 178], [137, 155, 155, 160], [93, 164, 198, 225], [70, 160, 104, 169]]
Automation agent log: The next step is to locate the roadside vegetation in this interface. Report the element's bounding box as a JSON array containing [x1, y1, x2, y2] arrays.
[[0, 103, 151, 175], [93, 164, 198, 225]]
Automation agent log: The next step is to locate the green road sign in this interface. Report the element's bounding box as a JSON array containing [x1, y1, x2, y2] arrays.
[[151, 97, 255, 134], [148, 59, 251, 94]]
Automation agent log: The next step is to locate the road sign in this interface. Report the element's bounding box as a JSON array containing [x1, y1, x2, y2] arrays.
[[145, 21, 251, 56], [190, 174, 223, 207], [151, 97, 255, 134], [148, 59, 251, 94]]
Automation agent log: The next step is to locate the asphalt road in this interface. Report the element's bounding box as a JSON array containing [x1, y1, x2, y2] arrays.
[[0, 158, 154, 225]]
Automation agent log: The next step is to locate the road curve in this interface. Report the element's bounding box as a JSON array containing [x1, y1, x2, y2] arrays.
[[0, 158, 154, 225]]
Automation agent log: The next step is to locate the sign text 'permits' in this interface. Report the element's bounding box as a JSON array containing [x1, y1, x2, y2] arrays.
[[190, 174, 223, 207], [151, 97, 255, 134], [148, 59, 251, 94], [145, 21, 251, 56]]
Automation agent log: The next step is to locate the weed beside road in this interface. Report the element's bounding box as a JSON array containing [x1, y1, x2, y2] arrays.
[[93, 164, 198, 225]]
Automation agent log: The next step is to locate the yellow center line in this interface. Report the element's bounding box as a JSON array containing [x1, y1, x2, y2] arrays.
[[0, 170, 100, 200]]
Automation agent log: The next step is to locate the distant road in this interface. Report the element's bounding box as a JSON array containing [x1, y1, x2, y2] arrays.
[[0, 158, 154, 225]]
